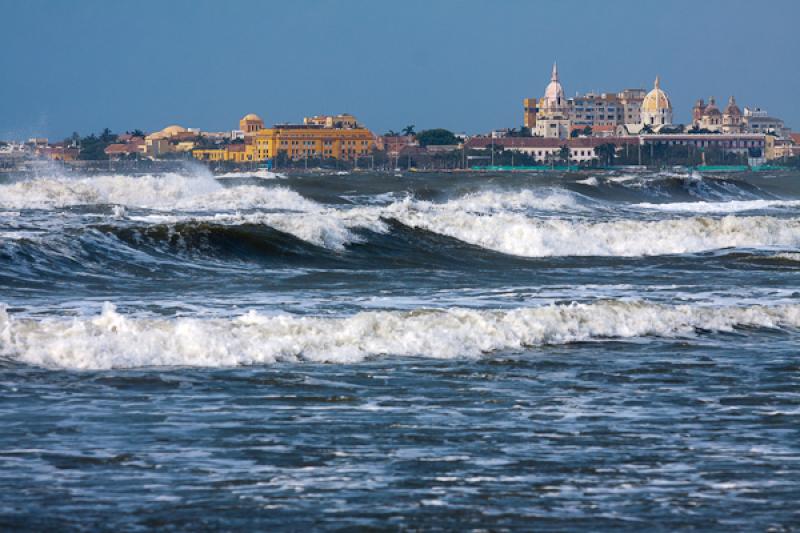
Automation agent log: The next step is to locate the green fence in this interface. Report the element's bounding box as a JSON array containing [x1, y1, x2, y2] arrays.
[[471, 165, 579, 172]]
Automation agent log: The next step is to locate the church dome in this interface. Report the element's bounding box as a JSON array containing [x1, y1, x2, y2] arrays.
[[162, 125, 187, 135], [723, 96, 741, 117], [241, 113, 262, 122], [703, 97, 721, 117], [543, 62, 565, 102], [641, 76, 671, 113]]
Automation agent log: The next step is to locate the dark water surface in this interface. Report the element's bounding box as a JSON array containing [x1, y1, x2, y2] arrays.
[[1, 169, 799, 530]]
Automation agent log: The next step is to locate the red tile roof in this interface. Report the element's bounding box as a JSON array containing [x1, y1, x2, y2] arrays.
[[104, 143, 140, 154], [466, 136, 638, 150]]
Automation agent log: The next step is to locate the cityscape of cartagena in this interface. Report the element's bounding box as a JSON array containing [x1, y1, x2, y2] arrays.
[[1, 0, 800, 531]]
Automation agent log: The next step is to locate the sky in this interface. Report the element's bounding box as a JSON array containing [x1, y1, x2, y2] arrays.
[[1, 0, 798, 141]]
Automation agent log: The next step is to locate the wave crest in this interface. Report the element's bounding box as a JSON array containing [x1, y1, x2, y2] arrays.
[[2, 301, 798, 370], [0, 173, 315, 212]]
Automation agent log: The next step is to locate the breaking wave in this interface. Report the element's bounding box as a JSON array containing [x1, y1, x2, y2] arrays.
[[0, 173, 314, 211], [634, 199, 800, 213], [393, 212, 800, 257], [2, 301, 798, 370]]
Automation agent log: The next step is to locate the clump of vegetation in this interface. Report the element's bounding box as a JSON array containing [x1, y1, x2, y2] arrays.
[[73, 128, 118, 160], [415, 128, 458, 146]]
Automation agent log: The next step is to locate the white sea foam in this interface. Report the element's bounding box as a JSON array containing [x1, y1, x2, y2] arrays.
[[120, 189, 800, 256], [437, 189, 585, 213], [393, 212, 800, 257], [2, 301, 798, 370], [0, 173, 313, 212], [634, 199, 800, 213], [770, 252, 800, 262], [216, 170, 285, 180]]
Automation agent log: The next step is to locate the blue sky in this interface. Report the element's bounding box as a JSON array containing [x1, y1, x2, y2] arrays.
[[1, 0, 798, 140]]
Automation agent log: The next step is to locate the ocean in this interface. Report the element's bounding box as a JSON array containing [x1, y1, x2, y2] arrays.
[[1, 167, 799, 530]]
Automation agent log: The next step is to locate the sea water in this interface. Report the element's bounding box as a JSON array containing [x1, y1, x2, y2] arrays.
[[1, 169, 799, 530]]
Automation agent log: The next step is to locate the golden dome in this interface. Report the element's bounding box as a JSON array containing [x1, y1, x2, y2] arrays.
[[147, 125, 187, 139], [162, 125, 187, 135], [241, 113, 262, 122], [641, 76, 672, 113]]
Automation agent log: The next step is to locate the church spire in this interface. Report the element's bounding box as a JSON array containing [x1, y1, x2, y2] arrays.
[[551, 62, 558, 82], [654, 75, 660, 89]]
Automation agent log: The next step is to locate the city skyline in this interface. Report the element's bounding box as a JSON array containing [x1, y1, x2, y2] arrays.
[[1, 0, 798, 140]]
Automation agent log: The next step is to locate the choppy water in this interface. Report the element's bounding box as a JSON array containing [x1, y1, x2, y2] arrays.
[[1, 168, 799, 530]]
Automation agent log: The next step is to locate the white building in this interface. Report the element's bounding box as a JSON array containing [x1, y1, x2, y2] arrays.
[[743, 107, 789, 137]]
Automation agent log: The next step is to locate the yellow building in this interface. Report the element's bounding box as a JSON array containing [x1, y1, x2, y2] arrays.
[[239, 113, 264, 134], [303, 113, 358, 129], [523, 98, 538, 129], [194, 113, 375, 163]]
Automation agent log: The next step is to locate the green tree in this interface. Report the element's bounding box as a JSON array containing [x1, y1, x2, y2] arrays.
[[99, 128, 117, 143], [274, 149, 289, 168], [416, 128, 458, 147], [595, 143, 616, 167], [558, 145, 570, 164], [78, 132, 114, 160], [401, 125, 416, 136]]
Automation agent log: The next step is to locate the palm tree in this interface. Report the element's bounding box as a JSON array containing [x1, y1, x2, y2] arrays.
[[402, 125, 416, 136]]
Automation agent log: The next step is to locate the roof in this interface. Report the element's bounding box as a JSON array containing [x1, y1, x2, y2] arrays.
[[790, 133, 800, 145], [466, 136, 639, 150], [104, 143, 141, 154]]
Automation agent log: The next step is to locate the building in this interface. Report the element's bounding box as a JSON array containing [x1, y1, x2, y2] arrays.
[[39, 143, 79, 161], [743, 107, 789, 136], [254, 122, 374, 161], [722, 96, 744, 134], [618, 89, 647, 126], [465, 136, 639, 164], [104, 138, 145, 160], [765, 134, 800, 160], [534, 62, 571, 139], [194, 113, 375, 163], [304, 114, 358, 129], [698, 96, 723, 131], [640, 76, 673, 128], [569, 92, 622, 128], [376, 135, 417, 157], [640, 133, 766, 162], [142, 125, 199, 158], [239, 114, 264, 134], [523, 97, 539, 129]]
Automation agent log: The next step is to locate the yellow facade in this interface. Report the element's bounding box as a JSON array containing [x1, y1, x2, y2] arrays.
[[523, 98, 538, 129], [193, 112, 375, 163], [254, 125, 374, 161]]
